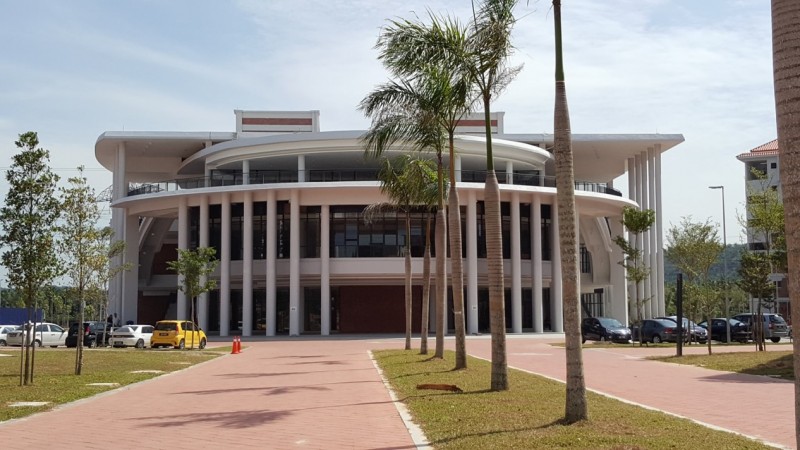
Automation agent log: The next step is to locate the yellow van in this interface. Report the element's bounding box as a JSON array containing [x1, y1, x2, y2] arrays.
[[151, 320, 207, 349]]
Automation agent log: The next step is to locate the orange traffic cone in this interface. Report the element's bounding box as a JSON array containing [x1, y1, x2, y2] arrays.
[[234, 336, 241, 354], [231, 336, 238, 354]]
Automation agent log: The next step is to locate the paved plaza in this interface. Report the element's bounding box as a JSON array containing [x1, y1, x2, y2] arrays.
[[0, 336, 794, 449]]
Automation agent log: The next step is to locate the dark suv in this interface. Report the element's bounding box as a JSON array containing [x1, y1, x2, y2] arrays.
[[66, 321, 113, 348], [732, 313, 789, 343], [581, 317, 631, 343]]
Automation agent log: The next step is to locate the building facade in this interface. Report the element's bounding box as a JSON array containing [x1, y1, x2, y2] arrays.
[[95, 110, 683, 336], [736, 139, 789, 317]]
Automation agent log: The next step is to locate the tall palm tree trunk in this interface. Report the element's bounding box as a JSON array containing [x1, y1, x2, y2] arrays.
[[421, 214, 433, 355], [771, 2, 800, 445], [405, 213, 413, 350], [434, 208, 447, 358], [448, 188, 466, 368], [553, 0, 587, 423], [449, 137, 467, 369], [485, 171, 507, 390]]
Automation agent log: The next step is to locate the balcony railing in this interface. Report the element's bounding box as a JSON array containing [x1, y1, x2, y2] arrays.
[[127, 169, 622, 197]]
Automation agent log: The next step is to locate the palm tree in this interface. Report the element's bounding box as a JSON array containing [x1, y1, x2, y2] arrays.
[[376, 15, 476, 367], [375, 0, 520, 386], [552, 0, 587, 422], [465, 0, 520, 391], [770, 0, 800, 444], [363, 156, 440, 350], [360, 77, 450, 357]]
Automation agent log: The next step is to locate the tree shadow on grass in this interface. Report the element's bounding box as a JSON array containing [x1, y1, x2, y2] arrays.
[[427, 418, 567, 446]]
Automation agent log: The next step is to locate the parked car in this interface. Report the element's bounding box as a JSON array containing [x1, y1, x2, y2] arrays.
[[581, 317, 631, 343], [66, 321, 114, 348], [110, 324, 154, 348], [5, 322, 68, 347], [697, 318, 751, 343], [655, 316, 708, 343], [631, 319, 684, 343], [0, 324, 20, 346], [732, 313, 789, 343], [151, 320, 207, 349]]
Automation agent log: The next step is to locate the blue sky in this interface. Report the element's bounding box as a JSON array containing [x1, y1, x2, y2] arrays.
[[0, 0, 774, 249]]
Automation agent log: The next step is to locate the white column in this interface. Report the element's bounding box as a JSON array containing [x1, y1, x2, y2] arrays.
[[634, 154, 646, 318], [123, 214, 139, 323], [321, 205, 331, 335], [289, 190, 300, 336], [655, 144, 665, 315], [112, 143, 126, 322], [609, 215, 628, 324], [177, 197, 188, 320], [266, 191, 277, 336], [115, 143, 127, 199], [551, 202, 563, 332], [242, 160, 250, 185], [298, 155, 306, 182], [242, 191, 253, 336], [511, 192, 522, 333], [455, 155, 462, 183], [639, 151, 651, 318], [532, 196, 543, 332], [648, 147, 659, 317], [505, 161, 514, 184], [198, 196, 209, 331], [220, 193, 231, 336], [466, 190, 478, 334], [204, 166, 211, 188]]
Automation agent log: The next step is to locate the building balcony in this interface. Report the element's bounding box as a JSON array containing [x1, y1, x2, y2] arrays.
[[126, 169, 622, 198]]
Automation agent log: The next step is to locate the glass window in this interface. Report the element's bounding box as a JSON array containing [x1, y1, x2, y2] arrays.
[[231, 203, 244, 260]]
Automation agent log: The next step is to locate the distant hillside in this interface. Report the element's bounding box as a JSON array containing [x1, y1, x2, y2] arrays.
[[663, 243, 746, 283]]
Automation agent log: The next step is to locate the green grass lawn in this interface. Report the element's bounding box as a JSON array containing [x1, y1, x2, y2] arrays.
[[653, 350, 794, 380], [0, 346, 227, 422], [374, 349, 773, 449]]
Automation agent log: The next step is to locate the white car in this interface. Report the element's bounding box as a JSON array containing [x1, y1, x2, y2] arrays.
[[5, 322, 68, 347], [0, 324, 20, 346], [110, 324, 154, 348]]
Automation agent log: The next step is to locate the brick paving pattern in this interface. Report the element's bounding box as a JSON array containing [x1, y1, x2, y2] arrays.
[[0, 336, 794, 449]]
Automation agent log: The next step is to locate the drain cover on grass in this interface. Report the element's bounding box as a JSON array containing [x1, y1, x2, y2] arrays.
[[129, 370, 164, 374], [8, 401, 50, 407], [86, 382, 120, 387]]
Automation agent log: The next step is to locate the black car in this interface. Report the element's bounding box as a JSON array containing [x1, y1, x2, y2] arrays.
[[655, 316, 708, 343], [66, 321, 113, 348], [697, 318, 750, 343], [581, 317, 631, 343], [631, 319, 683, 343]]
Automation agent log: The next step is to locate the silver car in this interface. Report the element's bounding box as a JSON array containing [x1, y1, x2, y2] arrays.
[[0, 324, 20, 346], [733, 313, 789, 343], [6, 322, 68, 347], [110, 324, 154, 348]]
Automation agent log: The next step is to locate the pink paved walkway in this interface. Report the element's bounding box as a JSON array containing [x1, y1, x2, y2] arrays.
[[0, 339, 415, 450], [468, 337, 795, 449], [0, 336, 795, 449]]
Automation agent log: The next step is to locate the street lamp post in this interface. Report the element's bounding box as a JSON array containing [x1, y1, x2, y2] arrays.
[[709, 185, 730, 343]]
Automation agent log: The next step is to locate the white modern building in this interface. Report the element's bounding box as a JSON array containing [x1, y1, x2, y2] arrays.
[[736, 139, 789, 318], [95, 110, 683, 336]]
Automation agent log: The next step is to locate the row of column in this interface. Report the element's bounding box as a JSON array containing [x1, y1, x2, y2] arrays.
[[627, 145, 665, 319], [168, 191, 569, 336]]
